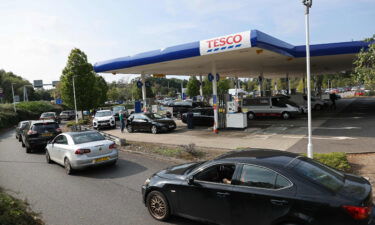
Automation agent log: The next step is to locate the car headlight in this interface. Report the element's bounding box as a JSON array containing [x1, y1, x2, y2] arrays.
[[144, 178, 150, 186]]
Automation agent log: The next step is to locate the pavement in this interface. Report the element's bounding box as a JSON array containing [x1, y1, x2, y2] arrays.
[[104, 97, 375, 153], [0, 130, 204, 225]]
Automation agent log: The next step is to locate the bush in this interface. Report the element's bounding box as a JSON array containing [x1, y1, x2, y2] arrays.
[[307, 152, 351, 172], [0, 188, 44, 225], [66, 119, 89, 127]]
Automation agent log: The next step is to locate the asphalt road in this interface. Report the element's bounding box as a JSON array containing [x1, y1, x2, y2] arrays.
[[0, 130, 204, 225]]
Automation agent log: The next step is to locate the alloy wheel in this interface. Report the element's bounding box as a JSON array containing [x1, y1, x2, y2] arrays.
[[151, 125, 158, 134], [149, 194, 167, 220], [64, 158, 73, 175]]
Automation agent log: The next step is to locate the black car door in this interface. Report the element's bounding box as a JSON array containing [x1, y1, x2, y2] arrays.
[[231, 164, 296, 225], [176, 163, 238, 225]]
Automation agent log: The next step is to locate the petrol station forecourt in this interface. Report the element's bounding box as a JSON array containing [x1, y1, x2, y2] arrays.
[[94, 29, 370, 152]]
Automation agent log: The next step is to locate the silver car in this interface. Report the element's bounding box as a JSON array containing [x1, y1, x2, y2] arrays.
[[45, 131, 119, 174]]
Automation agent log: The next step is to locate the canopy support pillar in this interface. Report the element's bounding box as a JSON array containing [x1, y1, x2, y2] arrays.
[[199, 75, 203, 98], [212, 62, 219, 134], [141, 73, 146, 111]]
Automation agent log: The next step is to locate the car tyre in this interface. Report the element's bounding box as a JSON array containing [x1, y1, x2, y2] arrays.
[[127, 125, 133, 133], [146, 191, 170, 221], [314, 104, 322, 110], [247, 112, 255, 120], [281, 112, 291, 120], [21, 141, 25, 147], [151, 125, 158, 134], [46, 150, 53, 164], [64, 158, 74, 175], [26, 147, 32, 154]]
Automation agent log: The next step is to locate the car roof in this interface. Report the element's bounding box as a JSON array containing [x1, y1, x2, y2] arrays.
[[214, 149, 299, 167], [63, 131, 101, 136], [30, 120, 56, 125]]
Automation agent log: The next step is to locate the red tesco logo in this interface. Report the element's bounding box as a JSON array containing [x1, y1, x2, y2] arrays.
[[206, 34, 242, 48]]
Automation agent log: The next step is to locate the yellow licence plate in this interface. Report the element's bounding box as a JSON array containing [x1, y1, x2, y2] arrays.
[[42, 133, 52, 137], [93, 157, 110, 163]]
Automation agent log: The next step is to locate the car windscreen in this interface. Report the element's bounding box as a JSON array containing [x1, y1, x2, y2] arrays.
[[72, 132, 105, 144], [145, 113, 164, 119], [32, 123, 59, 132], [96, 111, 112, 117], [41, 113, 55, 117], [294, 158, 344, 192], [113, 106, 125, 112], [280, 99, 299, 107]]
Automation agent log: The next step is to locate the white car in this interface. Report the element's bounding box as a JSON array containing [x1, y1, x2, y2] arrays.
[[45, 131, 119, 174], [93, 110, 116, 129]]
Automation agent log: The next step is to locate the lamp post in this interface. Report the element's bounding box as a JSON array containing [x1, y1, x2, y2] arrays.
[[11, 83, 16, 112], [303, 0, 313, 158], [72, 75, 78, 124]]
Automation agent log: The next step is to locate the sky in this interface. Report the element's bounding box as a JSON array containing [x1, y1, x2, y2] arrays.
[[0, 0, 374, 85]]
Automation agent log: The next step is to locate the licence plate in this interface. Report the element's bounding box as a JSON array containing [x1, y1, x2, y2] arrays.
[[42, 133, 52, 137], [93, 157, 110, 163]]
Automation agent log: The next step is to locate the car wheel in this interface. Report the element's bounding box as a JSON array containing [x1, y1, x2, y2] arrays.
[[151, 125, 158, 134], [146, 191, 170, 221], [127, 125, 133, 133], [26, 147, 32, 154], [21, 141, 25, 147], [281, 112, 291, 120], [314, 104, 322, 110], [64, 158, 74, 175], [177, 112, 182, 120], [247, 112, 255, 120], [46, 150, 53, 164]]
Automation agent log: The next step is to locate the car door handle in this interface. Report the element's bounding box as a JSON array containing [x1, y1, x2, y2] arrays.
[[270, 199, 288, 206], [216, 192, 230, 197]]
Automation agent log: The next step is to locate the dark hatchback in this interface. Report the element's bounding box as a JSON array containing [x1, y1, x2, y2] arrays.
[[142, 149, 374, 225], [15, 121, 29, 142], [127, 113, 176, 134], [181, 107, 214, 126], [21, 120, 62, 153], [170, 101, 211, 119]]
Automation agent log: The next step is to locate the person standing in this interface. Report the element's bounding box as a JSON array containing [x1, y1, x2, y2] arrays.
[[329, 93, 337, 110], [119, 111, 125, 133]]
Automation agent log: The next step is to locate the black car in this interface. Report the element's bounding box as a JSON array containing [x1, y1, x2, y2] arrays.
[[15, 121, 29, 142], [142, 149, 373, 225], [181, 107, 214, 126], [21, 120, 62, 153], [170, 101, 211, 119], [127, 113, 176, 134]]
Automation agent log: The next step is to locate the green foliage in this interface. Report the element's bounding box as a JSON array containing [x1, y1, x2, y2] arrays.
[[107, 87, 120, 101], [0, 188, 44, 225], [353, 35, 375, 90], [59, 48, 107, 111], [202, 77, 231, 98], [186, 76, 200, 97], [0, 69, 37, 103], [304, 152, 351, 172]]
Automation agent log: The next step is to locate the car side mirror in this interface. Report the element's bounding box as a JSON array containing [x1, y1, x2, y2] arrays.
[[187, 176, 195, 185]]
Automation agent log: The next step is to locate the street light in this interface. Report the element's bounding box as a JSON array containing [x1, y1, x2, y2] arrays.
[[303, 0, 313, 158], [72, 75, 78, 124], [11, 83, 16, 112]]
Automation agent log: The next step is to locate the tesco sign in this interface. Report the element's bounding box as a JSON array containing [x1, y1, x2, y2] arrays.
[[200, 31, 251, 55]]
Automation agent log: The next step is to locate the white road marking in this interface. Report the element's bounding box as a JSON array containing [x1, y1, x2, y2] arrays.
[[282, 135, 357, 140]]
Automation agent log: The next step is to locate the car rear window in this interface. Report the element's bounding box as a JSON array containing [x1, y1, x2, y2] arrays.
[[294, 158, 344, 192], [72, 132, 105, 144], [32, 123, 59, 132], [42, 113, 55, 117]]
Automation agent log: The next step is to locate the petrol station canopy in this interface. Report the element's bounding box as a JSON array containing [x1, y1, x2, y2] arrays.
[[94, 29, 369, 78]]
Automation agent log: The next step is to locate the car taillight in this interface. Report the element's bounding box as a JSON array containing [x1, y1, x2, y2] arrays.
[[75, 149, 91, 155], [342, 205, 372, 220], [27, 130, 37, 135], [109, 143, 116, 149]]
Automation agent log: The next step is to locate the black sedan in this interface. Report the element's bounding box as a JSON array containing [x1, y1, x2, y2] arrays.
[[142, 149, 374, 225], [127, 113, 176, 134], [181, 107, 214, 126]]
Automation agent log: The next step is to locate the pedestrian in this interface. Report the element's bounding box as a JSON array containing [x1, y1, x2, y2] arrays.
[[187, 110, 194, 129], [119, 110, 125, 133], [329, 93, 337, 110]]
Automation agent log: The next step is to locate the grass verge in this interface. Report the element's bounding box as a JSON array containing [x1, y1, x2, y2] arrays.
[[0, 188, 44, 225]]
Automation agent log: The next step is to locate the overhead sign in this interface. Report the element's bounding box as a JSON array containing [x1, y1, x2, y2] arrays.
[[136, 81, 143, 88], [33, 80, 43, 88], [55, 98, 62, 105], [152, 74, 166, 78], [200, 31, 251, 55]]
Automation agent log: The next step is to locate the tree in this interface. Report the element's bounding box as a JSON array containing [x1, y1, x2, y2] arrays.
[[107, 87, 120, 101], [60, 48, 106, 112], [353, 35, 375, 90], [186, 76, 200, 97]]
